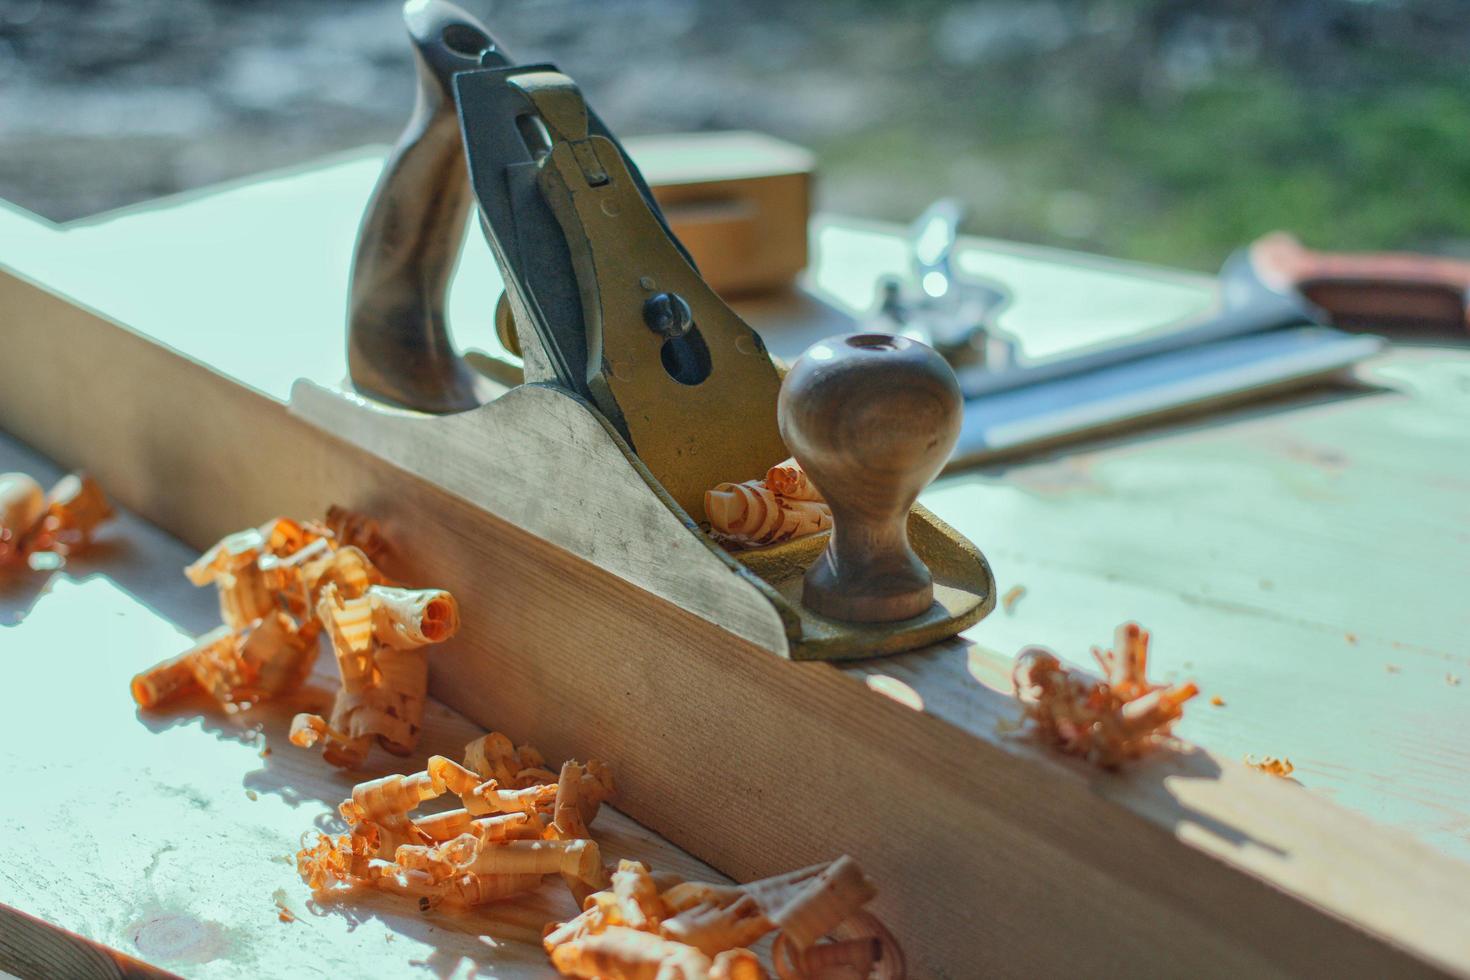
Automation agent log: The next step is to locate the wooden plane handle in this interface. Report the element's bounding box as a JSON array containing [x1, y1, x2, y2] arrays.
[[346, 0, 503, 414], [778, 334, 961, 623], [1251, 231, 1470, 333]]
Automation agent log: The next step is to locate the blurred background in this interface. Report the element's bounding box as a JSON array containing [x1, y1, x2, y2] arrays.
[[2, 0, 1468, 271]]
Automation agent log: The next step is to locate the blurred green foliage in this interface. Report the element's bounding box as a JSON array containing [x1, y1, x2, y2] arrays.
[[800, 0, 1470, 270], [4, 0, 1468, 272]]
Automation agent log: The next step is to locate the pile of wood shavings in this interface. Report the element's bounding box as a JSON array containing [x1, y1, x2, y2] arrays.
[[298, 731, 614, 911], [131, 507, 459, 767], [0, 470, 112, 569], [297, 730, 904, 978], [1012, 622, 1198, 768]]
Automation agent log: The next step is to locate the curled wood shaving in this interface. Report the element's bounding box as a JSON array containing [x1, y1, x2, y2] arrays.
[[612, 860, 665, 932], [706, 457, 832, 550], [662, 892, 771, 958], [323, 504, 389, 564], [763, 459, 823, 502], [412, 809, 541, 845], [772, 912, 903, 980], [131, 611, 318, 711], [1012, 622, 1198, 768], [551, 927, 719, 980], [291, 583, 460, 767], [0, 470, 112, 568], [31, 473, 112, 555], [464, 732, 557, 788], [749, 858, 876, 951], [1245, 755, 1295, 778], [197, 613, 318, 707], [1000, 585, 1026, 613], [427, 755, 558, 816]]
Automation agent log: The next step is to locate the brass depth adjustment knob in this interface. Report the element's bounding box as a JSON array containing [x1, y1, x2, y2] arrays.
[[778, 333, 963, 623]]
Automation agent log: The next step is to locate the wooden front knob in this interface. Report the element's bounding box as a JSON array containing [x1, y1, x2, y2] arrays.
[[778, 333, 962, 622]]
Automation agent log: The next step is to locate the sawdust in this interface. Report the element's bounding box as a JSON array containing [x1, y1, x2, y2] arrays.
[[272, 888, 296, 923]]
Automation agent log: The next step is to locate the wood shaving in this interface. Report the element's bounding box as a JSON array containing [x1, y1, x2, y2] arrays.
[[1245, 755, 1295, 778], [272, 888, 297, 923], [1210, 695, 1225, 707], [772, 911, 900, 980], [763, 458, 821, 502], [1012, 622, 1198, 768], [291, 583, 460, 767], [706, 457, 832, 549], [323, 504, 389, 564], [464, 731, 558, 788], [1000, 585, 1026, 613], [0, 470, 112, 569], [544, 856, 903, 980]]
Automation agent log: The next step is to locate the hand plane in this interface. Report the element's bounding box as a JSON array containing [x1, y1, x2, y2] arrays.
[[292, 0, 994, 660]]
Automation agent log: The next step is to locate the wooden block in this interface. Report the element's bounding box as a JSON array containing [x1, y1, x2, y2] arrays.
[[628, 131, 813, 296]]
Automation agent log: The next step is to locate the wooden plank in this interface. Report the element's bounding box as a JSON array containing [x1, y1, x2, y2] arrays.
[[0, 432, 738, 979], [3, 155, 1470, 976]]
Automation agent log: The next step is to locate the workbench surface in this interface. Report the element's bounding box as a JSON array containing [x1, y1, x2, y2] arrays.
[[0, 435, 736, 979], [3, 151, 1469, 977], [6, 154, 1466, 865], [943, 346, 1470, 862]]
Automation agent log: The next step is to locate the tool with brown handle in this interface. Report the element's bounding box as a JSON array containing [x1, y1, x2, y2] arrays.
[[347, 0, 692, 413], [778, 334, 963, 623], [1250, 232, 1470, 334]]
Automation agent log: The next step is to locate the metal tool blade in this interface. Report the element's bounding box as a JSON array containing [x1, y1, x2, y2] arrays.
[[949, 326, 1382, 467], [455, 65, 588, 394], [952, 246, 1320, 398], [455, 65, 698, 401]]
